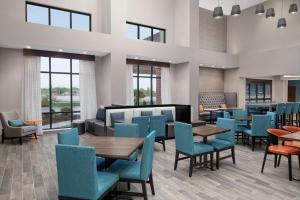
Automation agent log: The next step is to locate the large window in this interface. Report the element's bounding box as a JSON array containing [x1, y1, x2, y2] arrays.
[[126, 22, 166, 43], [246, 79, 272, 103], [26, 2, 91, 32], [133, 65, 162, 105], [41, 57, 80, 129]]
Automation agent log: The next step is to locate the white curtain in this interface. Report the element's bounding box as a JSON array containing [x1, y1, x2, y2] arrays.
[[161, 67, 172, 104], [21, 56, 42, 134], [79, 60, 98, 120], [126, 64, 134, 105]]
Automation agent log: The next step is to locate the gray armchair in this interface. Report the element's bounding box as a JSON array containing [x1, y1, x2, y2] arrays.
[[0, 111, 37, 145]]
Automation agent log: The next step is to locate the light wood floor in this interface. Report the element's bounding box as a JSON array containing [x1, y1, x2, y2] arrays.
[[1, 133, 300, 200]]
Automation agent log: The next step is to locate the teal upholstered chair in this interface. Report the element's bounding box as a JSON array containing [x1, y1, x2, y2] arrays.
[[57, 128, 104, 169], [114, 123, 139, 161], [108, 131, 156, 200], [275, 103, 286, 128], [132, 116, 150, 138], [292, 102, 300, 126], [174, 122, 214, 177], [223, 111, 230, 119], [285, 103, 293, 125], [243, 115, 272, 151], [266, 112, 276, 128], [55, 144, 119, 200], [149, 115, 166, 151], [232, 109, 248, 142], [207, 118, 236, 169]]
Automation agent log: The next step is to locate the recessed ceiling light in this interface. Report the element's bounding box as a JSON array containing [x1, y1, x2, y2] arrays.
[[134, 57, 139, 59], [152, 58, 156, 61], [168, 60, 172, 63], [211, 65, 215, 67], [26, 45, 31, 49], [222, 66, 225, 68], [200, 64, 204, 66], [58, 49, 63, 52], [83, 51, 87, 54]]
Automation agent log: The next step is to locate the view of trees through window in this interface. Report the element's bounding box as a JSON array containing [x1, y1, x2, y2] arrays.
[[246, 79, 272, 103], [41, 57, 80, 129], [133, 64, 162, 105]]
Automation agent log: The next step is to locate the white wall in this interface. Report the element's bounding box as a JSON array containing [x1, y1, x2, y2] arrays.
[[0, 48, 24, 116], [227, 0, 300, 77]]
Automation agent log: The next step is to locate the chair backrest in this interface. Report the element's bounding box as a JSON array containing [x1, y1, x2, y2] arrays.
[[283, 126, 300, 133], [0, 111, 20, 129], [285, 103, 293, 114], [223, 111, 230, 119], [57, 128, 79, 145], [114, 123, 139, 138], [149, 115, 166, 138], [55, 144, 98, 200], [232, 109, 247, 116], [292, 102, 300, 113], [266, 112, 276, 121], [216, 118, 235, 144], [174, 122, 194, 155], [132, 116, 149, 138], [251, 115, 272, 136], [276, 103, 286, 115], [140, 131, 155, 181], [267, 128, 290, 145]]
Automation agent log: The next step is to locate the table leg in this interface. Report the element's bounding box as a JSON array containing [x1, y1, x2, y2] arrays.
[[203, 137, 208, 167], [210, 111, 213, 124]]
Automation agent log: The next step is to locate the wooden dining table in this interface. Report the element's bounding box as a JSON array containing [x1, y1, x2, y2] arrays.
[[231, 115, 252, 127], [80, 135, 144, 160], [193, 125, 230, 168]]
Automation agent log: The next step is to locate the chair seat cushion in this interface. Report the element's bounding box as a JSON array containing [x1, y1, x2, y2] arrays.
[[96, 157, 105, 167], [8, 119, 24, 127], [268, 145, 300, 156], [244, 129, 253, 136], [97, 171, 119, 196], [22, 126, 36, 133], [193, 142, 214, 155], [207, 139, 233, 150], [285, 141, 300, 149], [107, 160, 141, 180], [236, 125, 247, 132]]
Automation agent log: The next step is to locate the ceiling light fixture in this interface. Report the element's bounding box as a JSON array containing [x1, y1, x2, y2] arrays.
[[134, 56, 139, 59], [255, 3, 265, 15], [58, 49, 63, 52], [168, 60, 172, 63], [200, 64, 204, 66], [266, 8, 275, 19], [231, 1, 241, 16], [26, 45, 31, 49], [213, 0, 224, 19], [152, 58, 156, 61], [278, 0, 287, 28], [289, 1, 298, 14], [83, 51, 87, 54], [211, 65, 216, 68]]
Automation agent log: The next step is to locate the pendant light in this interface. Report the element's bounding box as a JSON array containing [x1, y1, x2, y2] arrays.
[[255, 3, 265, 15], [289, 1, 298, 14], [213, 0, 224, 19], [266, 8, 275, 18], [231, 0, 241, 16], [278, 0, 287, 28]]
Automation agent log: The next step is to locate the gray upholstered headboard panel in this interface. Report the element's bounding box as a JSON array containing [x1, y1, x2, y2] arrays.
[[199, 92, 225, 109]]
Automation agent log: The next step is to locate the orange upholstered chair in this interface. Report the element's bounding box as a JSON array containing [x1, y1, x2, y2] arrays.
[[261, 129, 300, 181], [283, 126, 300, 133]]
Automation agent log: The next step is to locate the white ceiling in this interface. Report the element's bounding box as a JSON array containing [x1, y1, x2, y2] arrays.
[[199, 0, 267, 15]]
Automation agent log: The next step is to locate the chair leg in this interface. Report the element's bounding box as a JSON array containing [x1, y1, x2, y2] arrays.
[[189, 156, 194, 177], [162, 138, 166, 152], [19, 137, 22, 145], [231, 146, 236, 164], [174, 151, 179, 170], [274, 155, 277, 168], [127, 182, 131, 191], [1, 130, 4, 143], [149, 172, 155, 195], [141, 181, 148, 200], [288, 155, 293, 181], [216, 151, 220, 170], [252, 136, 255, 152], [298, 155, 300, 169], [34, 133, 37, 140], [277, 155, 282, 167], [210, 153, 214, 171], [261, 151, 268, 173]]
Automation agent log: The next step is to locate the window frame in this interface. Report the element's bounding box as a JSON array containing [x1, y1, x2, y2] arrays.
[[25, 1, 92, 32], [245, 79, 272, 103], [126, 21, 166, 43], [41, 57, 80, 130], [133, 65, 161, 106]]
